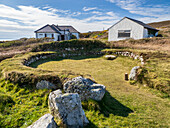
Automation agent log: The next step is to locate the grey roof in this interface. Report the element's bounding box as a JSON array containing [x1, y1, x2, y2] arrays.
[[108, 17, 159, 31], [35, 24, 79, 33], [57, 26, 79, 33], [35, 24, 61, 33], [125, 17, 159, 31]]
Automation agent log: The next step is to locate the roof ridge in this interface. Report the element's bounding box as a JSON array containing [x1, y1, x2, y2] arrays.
[[108, 17, 158, 31], [50, 25, 61, 33], [125, 17, 159, 31]]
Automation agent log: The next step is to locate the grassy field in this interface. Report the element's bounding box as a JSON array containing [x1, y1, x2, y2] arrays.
[[0, 80, 50, 128], [29, 55, 170, 127], [0, 37, 169, 127]]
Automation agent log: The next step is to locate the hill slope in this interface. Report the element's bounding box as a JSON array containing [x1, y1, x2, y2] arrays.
[[148, 20, 170, 28]]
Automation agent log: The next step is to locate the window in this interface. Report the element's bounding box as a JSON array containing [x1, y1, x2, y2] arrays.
[[45, 34, 47, 37], [52, 34, 54, 38], [39, 34, 43, 36], [118, 30, 131, 38]]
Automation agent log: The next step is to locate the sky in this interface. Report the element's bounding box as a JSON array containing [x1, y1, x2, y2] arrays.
[[0, 0, 169, 40]]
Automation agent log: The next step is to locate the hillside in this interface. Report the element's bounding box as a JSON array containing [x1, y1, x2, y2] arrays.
[[148, 20, 170, 37], [148, 20, 170, 28], [0, 38, 52, 62]]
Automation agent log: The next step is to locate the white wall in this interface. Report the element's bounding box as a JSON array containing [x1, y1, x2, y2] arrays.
[[54, 33, 60, 41], [36, 33, 60, 41], [143, 28, 148, 38], [59, 30, 71, 40], [72, 33, 79, 39], [108, 18, 144, 41]]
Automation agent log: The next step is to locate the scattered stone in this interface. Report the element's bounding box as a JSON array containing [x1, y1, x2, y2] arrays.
[[49, 90, 89, 128], [36, 80, 57, 90], [141, 61, 145, 65], [27, 113, 57, 128], [104, 55, 117, 60], [129, 66, 140, 80], [64, 76, 105, 101]]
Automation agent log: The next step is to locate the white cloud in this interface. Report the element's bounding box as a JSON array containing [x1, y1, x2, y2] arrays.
[[0, 4, 118, 39], [106, 11, 117, 17], [84, 16, 117, 22], [83, 7, 97, 11], [47, 7, 70, 14], [91, 11, 103, 15], [106, 0, 170, 19]]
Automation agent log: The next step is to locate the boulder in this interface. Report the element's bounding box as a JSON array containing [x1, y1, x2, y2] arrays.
[[36, 80, 56, 90], [49, 90, 89, 128], [129, 66, 140, 80], [64, 76, 105, 101], [27, 113, 57, 128], [104, 55, 117, 60]]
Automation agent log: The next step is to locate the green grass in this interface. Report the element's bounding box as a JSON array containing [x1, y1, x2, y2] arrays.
[[34, 56, 170, 127], [0, 48, 169, 127], [0, 79, 50, 128]]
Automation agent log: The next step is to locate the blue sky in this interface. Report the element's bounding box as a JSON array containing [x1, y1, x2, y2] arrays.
[[0, 0, 169, 40]]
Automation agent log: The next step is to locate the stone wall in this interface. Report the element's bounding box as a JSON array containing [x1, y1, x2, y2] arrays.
[[102, 50, 145, 65]]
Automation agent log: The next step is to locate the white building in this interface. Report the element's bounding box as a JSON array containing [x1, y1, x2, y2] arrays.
[[108, 17, 159, 41], [35, 24, 79, 41]]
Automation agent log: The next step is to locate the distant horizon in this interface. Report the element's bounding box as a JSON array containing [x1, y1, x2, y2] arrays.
[[0, 0, 169, 39]]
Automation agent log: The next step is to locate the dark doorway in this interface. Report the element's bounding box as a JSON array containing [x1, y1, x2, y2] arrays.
[[61, 35, 65, 40]]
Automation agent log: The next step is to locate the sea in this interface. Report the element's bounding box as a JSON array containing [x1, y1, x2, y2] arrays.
[[0, 38, 16, 41]]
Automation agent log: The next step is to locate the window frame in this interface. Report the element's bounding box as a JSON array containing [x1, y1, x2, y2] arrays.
[[118, 30, 131, 38]]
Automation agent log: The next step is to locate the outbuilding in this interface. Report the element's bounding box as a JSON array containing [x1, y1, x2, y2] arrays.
[[108, 17, 159, 41]]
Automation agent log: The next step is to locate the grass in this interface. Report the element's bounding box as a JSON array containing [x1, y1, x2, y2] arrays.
[[0, 45, 169, 127], [33, 55, 170, 127], [105, 37, 170, 52], [0, 79, 50, 128], [144, 53, 170, 95]]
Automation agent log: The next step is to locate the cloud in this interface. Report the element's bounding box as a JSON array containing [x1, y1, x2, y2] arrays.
[[0, 4, 118, 39], [106, 0, 170, 19], [106, 11, 117, 17], [82, 7, 97, 11], [91, 11, 103, 15]]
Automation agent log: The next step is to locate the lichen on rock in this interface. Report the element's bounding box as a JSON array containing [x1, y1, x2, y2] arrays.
[[64, 76, 105, 101], [36, 80, 57, 90], [27, 113, 58, 128], [48, 89, 89, 128], [129, 66, 140, 80]]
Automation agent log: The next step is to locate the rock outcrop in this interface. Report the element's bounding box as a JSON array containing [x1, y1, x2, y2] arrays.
[[64, 76, 105, 101], [36, 80, 57, 90], [129, 66, 140, 80], [27, 113, 57, 128], [49, 90, 89, 128]]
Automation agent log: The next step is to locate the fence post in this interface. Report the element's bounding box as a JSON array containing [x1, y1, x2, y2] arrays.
[[125, 73, 128, 81]]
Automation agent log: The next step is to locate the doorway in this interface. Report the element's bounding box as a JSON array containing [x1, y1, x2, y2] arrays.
[[61, 35, 65, 40]]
